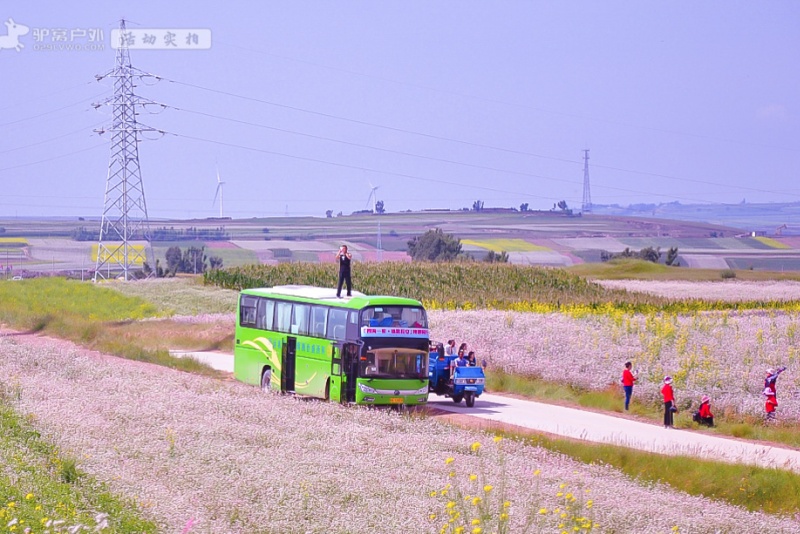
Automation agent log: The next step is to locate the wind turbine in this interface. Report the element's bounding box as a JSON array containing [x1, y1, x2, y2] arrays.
[[212, 166, 225, 217], [366, 182, 380, 213]]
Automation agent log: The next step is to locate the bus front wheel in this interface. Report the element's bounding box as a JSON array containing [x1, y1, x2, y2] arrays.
[[260, 369, 272, 392]]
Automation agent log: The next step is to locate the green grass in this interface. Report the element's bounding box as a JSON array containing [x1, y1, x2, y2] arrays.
[[0, 393, 157, 533], [0, 277, 158, 330], [515, 431, 800, 516], [106, 276, 239, 315], [0, 278, 225, 377], [487, 370, 800, 449]]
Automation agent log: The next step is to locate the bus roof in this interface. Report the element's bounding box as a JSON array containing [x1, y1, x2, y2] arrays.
[[240, 285, 424, 308]]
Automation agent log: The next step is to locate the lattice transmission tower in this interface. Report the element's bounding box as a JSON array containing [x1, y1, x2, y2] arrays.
[[93, 20, 160, 281], [581, 148, 592, 214]]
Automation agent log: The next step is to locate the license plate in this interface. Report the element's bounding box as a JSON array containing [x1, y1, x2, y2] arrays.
[[389, 397, 404, 404]]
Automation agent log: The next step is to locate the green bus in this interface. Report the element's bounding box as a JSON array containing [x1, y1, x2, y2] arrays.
[[234, 285, 431, 406]]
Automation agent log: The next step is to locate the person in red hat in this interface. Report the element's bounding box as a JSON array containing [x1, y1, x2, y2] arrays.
[[661, 376, 676, 429], [692, 395, 714, 427], [764, 387, 778, 422]]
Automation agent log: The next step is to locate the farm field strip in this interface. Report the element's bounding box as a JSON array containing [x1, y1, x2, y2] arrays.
[[594, 280, 800, 302]]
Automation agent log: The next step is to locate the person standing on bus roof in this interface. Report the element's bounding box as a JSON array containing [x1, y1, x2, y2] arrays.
[[335, 244, 352, 298]]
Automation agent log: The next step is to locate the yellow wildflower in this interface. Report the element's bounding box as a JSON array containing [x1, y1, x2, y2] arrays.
[[469, 474, 478, 482], [493, 436, 502, 443], [471, 442, 481, 452], [446, 457, 455, 465], [471, 518, 481, 525], [483, 485, 493, 493]]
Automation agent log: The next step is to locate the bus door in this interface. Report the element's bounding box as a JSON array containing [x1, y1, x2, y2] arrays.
[[329, 345, 342, 402], [343, 343, 360, 403], [282, 337, 297, 392]]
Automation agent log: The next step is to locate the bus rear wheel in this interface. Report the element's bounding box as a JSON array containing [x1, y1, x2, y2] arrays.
[[260, 369, 272, 392]]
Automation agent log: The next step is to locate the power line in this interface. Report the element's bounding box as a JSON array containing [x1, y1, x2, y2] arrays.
[[0, 92, 109, 128], [216, 41, 798, 154], [162, 128, 747, 206], [0, 81, 95, 112], [0, 143, 106, 175], [158, 77, 798, 200], [0, 121, 106, 156]]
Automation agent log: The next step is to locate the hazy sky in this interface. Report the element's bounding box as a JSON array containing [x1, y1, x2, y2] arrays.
[[1, 1, 798, 219]]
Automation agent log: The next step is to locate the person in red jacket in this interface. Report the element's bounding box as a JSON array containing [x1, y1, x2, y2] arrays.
[[620, 361, 638, 411], [692, 395, 714, 427], [764, 366, 787, 397], [661, 376, 676, 428], [764, 387, 778, 422]]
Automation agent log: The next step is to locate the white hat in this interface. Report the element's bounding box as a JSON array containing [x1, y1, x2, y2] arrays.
[[664, 376, 672, 384], [766, 368, 775, 375], [701, 395, 710, 403]]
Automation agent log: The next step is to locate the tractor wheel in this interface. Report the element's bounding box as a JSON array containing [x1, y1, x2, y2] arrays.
[[465, 392, 475, 408], [452, 394, 463, 404]]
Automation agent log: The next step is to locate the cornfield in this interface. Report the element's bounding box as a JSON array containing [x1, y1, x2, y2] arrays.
[[203, 262, 800, 313]]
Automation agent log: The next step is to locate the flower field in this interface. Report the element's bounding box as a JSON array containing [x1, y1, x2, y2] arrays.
[[2, 335, 799, 533], [430, 309, 800, 421]]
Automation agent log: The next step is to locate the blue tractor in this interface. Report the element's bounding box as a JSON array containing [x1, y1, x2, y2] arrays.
[[428, 342, 485, 407]]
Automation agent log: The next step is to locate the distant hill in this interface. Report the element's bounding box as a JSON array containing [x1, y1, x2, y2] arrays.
[[592, 201, 800, 236]]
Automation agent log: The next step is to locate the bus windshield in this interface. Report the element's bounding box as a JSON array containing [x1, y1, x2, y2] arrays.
[[361, 348, 428, 379], [360, 306, 428, 329]]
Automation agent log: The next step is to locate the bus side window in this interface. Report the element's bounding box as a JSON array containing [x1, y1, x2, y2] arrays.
[[256, 298, 274, 330], [240, 296, 257, 327], [275, 302, 292, 333], [327, 309, 348, 340], [292, 304, 310, 336], [311, 306, 328, 338]]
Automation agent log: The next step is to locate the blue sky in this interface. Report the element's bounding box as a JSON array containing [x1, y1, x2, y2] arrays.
[[1, 1, 798, 219]]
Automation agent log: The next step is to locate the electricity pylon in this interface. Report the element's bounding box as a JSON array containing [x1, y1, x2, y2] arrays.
[[93, 20, 159, 281], [581, 149, 592, 214]]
